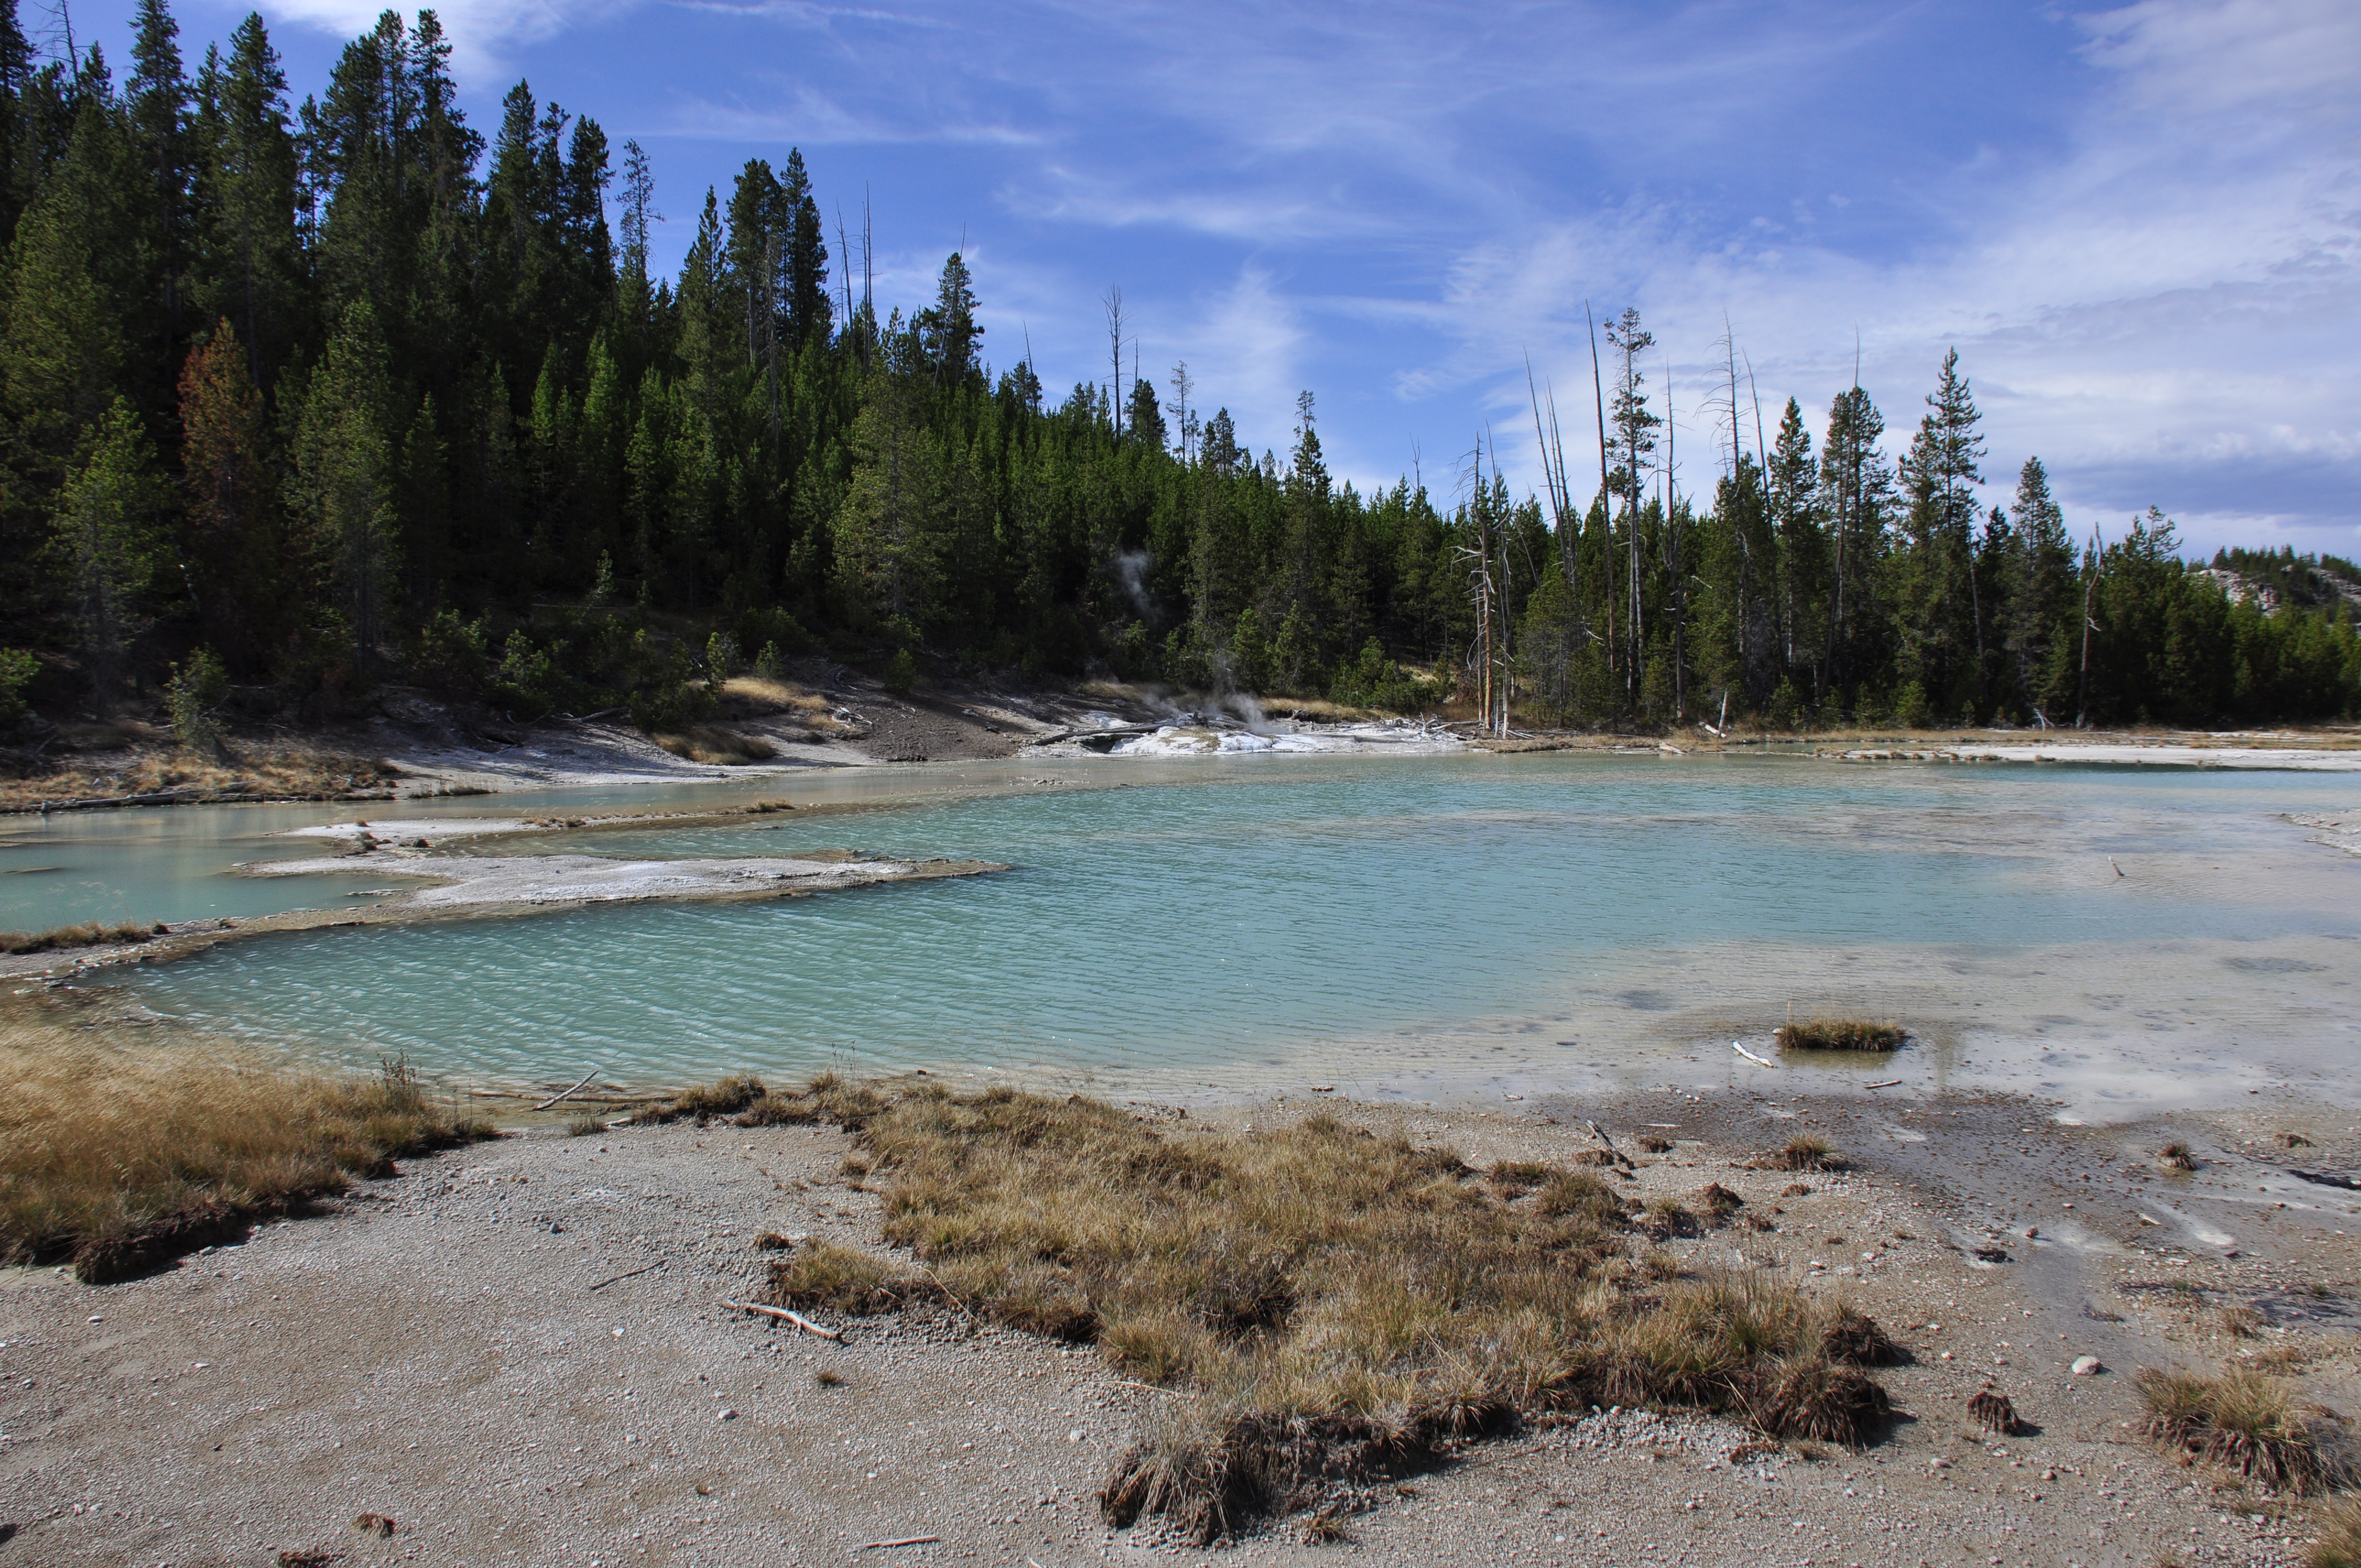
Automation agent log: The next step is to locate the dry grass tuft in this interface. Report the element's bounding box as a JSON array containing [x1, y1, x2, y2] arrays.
[[1821, 1303, 1907, 1366], [0, 1022, 492, 1282], [2308, 1496, 2361, 1568], [696, 1079, 1896, 1540], [766, 1240, 920, 1315], [2158, 1141, 2199, 1172], [564, 1114, 607, 1137], [2136, 1365, 2331, 1491], [1635, 1135, 1673, 1154], [1698, 1182, 1745, 1219], [0, 921, 167, 956], [653, 724, 777, 765], [1761, 1136, 1843, 1173], [637, 1072, 790, 1124], [1968, 1389, 2026, 1435], [1775, 1020, 1905, 1053]]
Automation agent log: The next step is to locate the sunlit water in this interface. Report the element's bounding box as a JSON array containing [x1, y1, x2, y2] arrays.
[[35, 754, 2355, 1114]]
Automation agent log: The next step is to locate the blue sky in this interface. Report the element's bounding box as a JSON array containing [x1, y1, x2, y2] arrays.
[[100, 0, 2361, 558]]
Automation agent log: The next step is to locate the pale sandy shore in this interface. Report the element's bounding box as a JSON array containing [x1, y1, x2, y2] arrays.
[[2, 1086, 2353, 1566], [248, 850, 999, 910]]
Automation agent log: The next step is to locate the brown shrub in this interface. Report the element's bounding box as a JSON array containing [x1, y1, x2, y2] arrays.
[[2309, 1496, 2361, 1568], [2136, 1366, 2330, 1491], [1775, 1020, 1905, 1053], [0, 921, 166, 955], [751, 1083, 1890, 1542], [1967, 1389, 2025, 1435], [1761, 1136, 1842, 1173], [764, 1240, 918, 1315], [1820, 1303, 1906, 1366], [653, 725, 777, 765], [0, 1029, 492, 1283]]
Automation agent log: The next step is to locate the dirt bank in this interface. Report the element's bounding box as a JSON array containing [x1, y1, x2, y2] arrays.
[[2, 1079, 2352, 1566]]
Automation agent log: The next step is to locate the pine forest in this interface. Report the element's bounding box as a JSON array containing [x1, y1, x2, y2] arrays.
[[3, 3, 2357, 743]]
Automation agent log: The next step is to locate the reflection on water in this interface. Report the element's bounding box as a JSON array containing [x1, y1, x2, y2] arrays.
[[96, 754, 2361, 1111]]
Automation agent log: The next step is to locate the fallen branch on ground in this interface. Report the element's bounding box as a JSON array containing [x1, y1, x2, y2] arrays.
[[857, 1537, 939, 1551], [589, 1260, 664, 1291], [722, 1298, 844, 1340], [534, 1068, 603, 1112]]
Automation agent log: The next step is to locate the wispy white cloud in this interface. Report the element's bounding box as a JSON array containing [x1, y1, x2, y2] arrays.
[[255, 0, 633, 75]]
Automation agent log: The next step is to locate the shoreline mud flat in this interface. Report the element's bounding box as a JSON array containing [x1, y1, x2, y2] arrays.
[[0, 845, 1002, 983], [0, 1079, 2352, 1566]]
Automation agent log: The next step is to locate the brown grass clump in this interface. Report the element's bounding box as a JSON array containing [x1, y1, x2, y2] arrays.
[[1967, 1389, 2025, 1435], [2158, 1142, 2199, 1172], [702, 1080, 1896, 1541], [0, 921, 167, 956], [1635, 1135, 1673, 1153], [1775, 1019, 1906, 1053], [1698, 1182, 1745, 1220], [1820, 1303, 1906, 1366], [2136, 1366, 2330, 1491], [653, 724, 777, 765], [766, 1240, 920, 1315], [2308, 1496, 2361, 1568], [1762, 1135, 1843, 1173], [0, 1025, 492, 1282]]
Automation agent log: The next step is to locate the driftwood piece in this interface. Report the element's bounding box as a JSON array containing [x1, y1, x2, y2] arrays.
[[1865, 1079, 1902, 1088], [534, 1067, 603, 1112], [721, 1298, 845, 1341], [1732, 1041, 1778, 1068], [857, 1537, 940, 1551]]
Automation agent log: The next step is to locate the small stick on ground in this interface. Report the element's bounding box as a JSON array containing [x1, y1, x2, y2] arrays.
[[1114, 1378, 1200, 1398], [1733, 1041, 1778, 1068], [721, 1298, 844, 1341], [1585, 1119, 1622, 1158], [588, 1260, 665, 1292], [857, 1536, 940, 1550], [1865, 1079, 1902, 1088], [534, 1067, 603, 1112]]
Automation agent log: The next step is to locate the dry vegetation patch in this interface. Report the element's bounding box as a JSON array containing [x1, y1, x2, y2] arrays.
[[0, 919, 166, 955], [0, 1021, 492, 1282], [2310, 1497, 2361, 1568], [2136, 1365, 2335, 1492], [712, 1079, 1896, 1542], [1775, 1019, 1906, 1052], [652, 725, 777, 765]]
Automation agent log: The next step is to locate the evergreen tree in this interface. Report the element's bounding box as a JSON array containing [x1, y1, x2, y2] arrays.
[[918, 251, 981, 384], [1765, 397, 1823, 689], [127, 0, 191, 360], [188, 13, 299, 390], [52, 397, 167, 711], [1818, 384, 1894, 707], [1897, 347, 1987, 715], [2003, 455, 2074, 721], [293, 301, 399, 677], [779, 146, 830, 350], [177, 318, 275, 662]]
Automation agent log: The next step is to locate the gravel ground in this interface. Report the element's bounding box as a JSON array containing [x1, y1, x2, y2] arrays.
[[1, 1089, 2353, 1567]]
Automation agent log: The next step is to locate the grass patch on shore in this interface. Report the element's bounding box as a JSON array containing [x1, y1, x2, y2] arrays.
[[719, 1077, 1895, 1543], [2136, 1365, 2332, 1491], [0, 1021, 493, 1282], [653, 725, 777, 765], [1775, 1019, 1906, 1053], [0, 920, 166, 955]]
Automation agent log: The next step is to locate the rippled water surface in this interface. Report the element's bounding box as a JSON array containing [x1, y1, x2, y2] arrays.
[[77, 754, 2360, 1107]]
